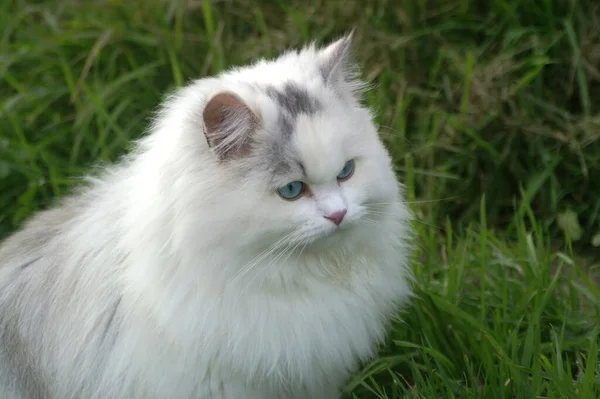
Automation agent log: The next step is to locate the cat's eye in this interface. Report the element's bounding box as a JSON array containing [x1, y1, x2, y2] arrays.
[[278, 181, 305, 200], [337, 160, 355, 181]]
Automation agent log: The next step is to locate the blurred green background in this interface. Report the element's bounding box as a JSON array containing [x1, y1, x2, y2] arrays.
[[1, 0, 599, 397]]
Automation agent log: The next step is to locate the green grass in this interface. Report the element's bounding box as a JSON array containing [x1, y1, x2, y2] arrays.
[[1, 0, 599, 397]]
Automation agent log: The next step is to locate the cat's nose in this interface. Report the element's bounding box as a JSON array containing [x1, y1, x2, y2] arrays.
[[324, 209, 347, 226]]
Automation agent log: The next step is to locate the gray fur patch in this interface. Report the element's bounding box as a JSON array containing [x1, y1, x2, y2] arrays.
[[266, 82, 321, 118], [257, 82, 321, 180], [252, 135, 304, 188], [245, 83, 320, 184], [277, 113, 294, 138], [264, 140, 294, 178]]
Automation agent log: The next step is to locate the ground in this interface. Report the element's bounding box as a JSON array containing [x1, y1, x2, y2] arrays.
[[0, 0, 599, 397]]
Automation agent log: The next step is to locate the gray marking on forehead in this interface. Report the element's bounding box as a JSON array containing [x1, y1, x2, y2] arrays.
[[264, 139, 294, 177], [250, 82, 322, 183], [266, 82, 321, 117], [278, 113, 294, 137], [252, 133, 305, 187]]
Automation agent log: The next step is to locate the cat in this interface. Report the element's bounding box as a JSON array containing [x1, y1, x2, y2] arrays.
[[0, 33, 413, 399]]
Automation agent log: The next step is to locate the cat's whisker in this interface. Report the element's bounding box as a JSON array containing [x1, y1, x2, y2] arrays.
[[358, 217, 382, 228], [367, 196, 461, 206], [365, 210, 441, 230], [226, 231, 296, 287], [256, 241, 303, 290], [362, 210, 391, 218], [278, 239, 305, 268], [210, 231, 298, 312], [363, 205, 408, 213], [360, 212, 412, 228], [234, 238, 303, 306], [362, 206, 412, 215], [361, 217, 380, 224], [411, 219, 443, 229], [295, 242, 309, 268]]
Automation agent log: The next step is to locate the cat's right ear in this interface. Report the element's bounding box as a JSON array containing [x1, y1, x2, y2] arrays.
[[202, 92, 260, 161]]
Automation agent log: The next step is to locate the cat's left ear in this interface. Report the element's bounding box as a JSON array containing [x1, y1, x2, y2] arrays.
[[318, 30, 365, 100], [203, 92, 260, 161], [318, 30, 357, 87]]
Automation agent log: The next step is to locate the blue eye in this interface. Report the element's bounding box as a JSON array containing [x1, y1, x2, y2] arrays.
[[337, 160, 355, 181], [278, 181, 305, 200]]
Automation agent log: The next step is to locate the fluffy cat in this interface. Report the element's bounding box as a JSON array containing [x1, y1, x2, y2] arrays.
[[0, 33, 413, 399]]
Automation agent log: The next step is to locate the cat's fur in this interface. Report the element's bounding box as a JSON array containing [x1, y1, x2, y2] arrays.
[[0, 34, 413, 399]]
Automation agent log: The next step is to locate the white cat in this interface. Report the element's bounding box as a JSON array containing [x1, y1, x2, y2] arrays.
[[0, 33, 413, 399]]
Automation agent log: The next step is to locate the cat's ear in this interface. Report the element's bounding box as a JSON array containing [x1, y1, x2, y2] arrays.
[[318, 31, 365, 100], [318, 31, 356, 86], [203, 92, 260, 161]]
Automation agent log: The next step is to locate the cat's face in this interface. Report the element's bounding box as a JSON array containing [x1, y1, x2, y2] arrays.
[[239, 98, 399, 249], [181, 34, 403, 252]]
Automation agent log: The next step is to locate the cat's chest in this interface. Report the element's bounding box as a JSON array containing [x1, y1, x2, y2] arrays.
[[118, 252, 410, 398], [207, 271, 403, 380]]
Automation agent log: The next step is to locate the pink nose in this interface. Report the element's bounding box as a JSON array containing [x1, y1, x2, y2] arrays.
[[324, 209, 347, 226]]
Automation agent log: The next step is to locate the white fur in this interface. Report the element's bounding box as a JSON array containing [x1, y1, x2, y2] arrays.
[[0, 36, 413, 399]]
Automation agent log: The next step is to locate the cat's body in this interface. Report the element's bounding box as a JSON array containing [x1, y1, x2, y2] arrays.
[[0, 35, 413, 399]]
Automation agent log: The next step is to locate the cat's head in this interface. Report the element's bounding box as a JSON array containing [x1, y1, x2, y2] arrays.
[[156, 34, 408, 255]]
